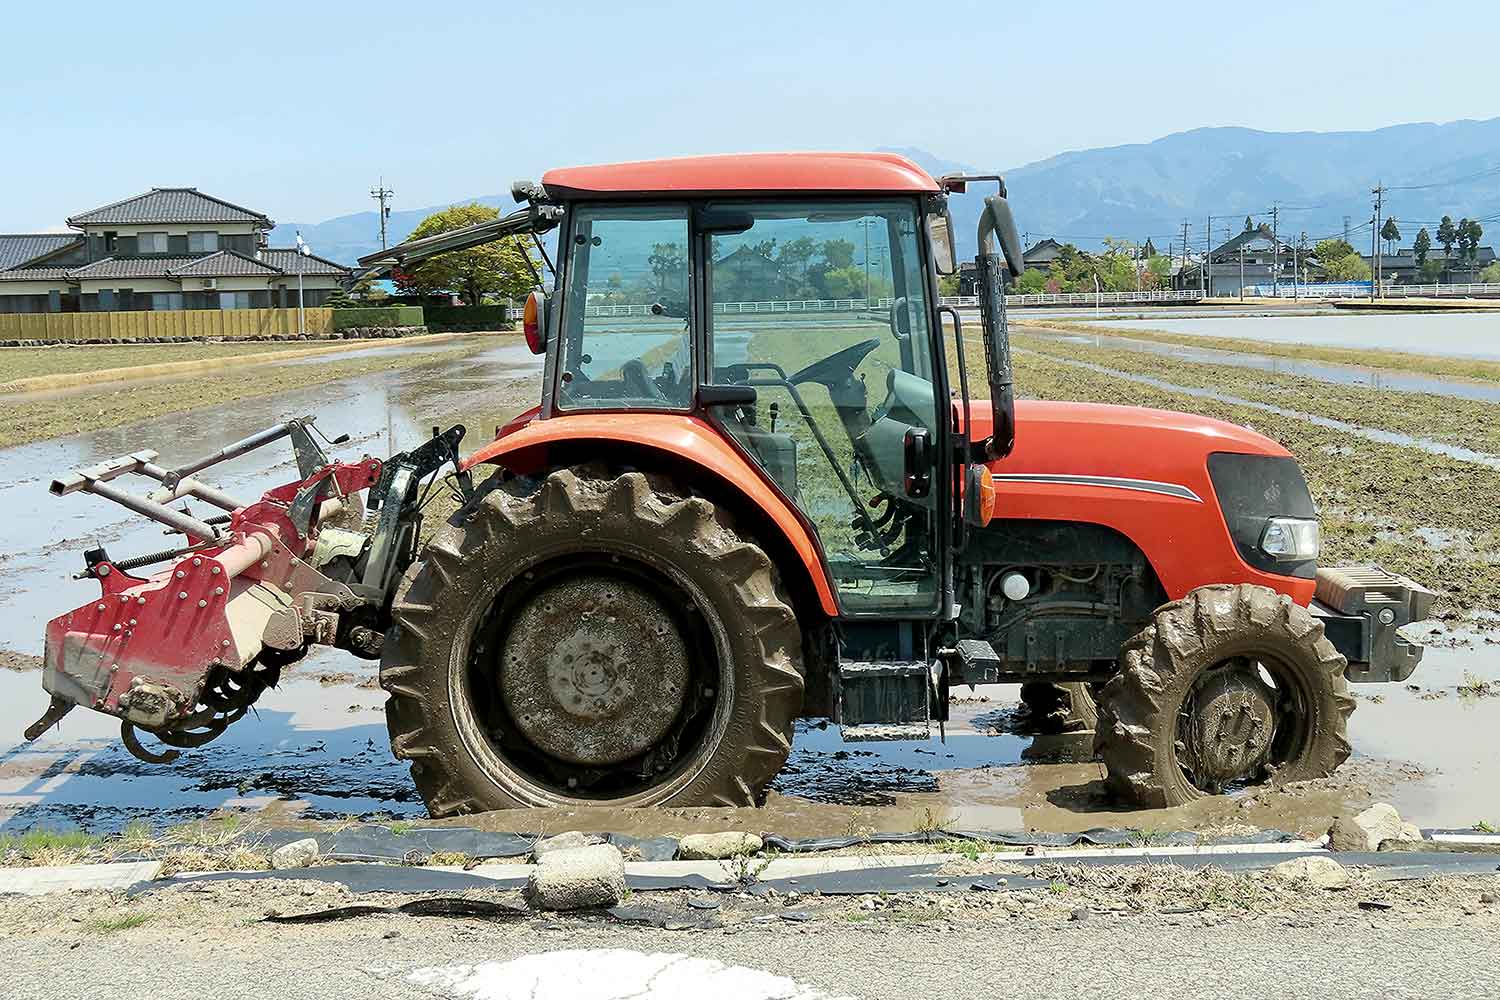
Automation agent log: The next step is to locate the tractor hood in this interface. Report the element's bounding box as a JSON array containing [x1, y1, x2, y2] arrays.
[[972, 400, 1290, 483]]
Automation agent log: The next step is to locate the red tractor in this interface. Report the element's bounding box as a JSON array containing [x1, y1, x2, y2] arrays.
[[28, 153, 1433, 812]]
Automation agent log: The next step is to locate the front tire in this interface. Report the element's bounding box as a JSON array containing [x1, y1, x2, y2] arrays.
[[380, 465, 805, 816], [1094, 584, 1354, 808]]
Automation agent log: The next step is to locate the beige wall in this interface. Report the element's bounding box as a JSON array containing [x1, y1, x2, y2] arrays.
[[78, 222, 261, 238], [0, 280, 69, 296]]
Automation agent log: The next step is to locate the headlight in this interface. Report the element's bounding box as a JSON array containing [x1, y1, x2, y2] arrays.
[[1260, 517, 1320, 560]]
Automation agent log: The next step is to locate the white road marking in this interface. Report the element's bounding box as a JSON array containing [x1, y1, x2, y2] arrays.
[[408, 949, 854, 1000]]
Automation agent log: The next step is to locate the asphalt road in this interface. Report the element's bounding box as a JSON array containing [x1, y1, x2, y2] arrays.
[[12, 917, 1499, 999]]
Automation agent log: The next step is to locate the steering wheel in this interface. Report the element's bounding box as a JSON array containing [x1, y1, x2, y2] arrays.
[[788, 338, 881, 388], [621, 360, 667, 401]]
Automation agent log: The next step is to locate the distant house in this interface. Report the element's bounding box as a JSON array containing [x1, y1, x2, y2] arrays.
[[713, 244, 785, 301], [1183, 228, 1297, 295], [1022, 238, 1066, 272], [0, 188, 350, 314], [1360, 246, 1495, 284]]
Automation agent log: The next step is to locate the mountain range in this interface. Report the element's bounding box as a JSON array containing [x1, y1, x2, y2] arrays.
[[273, 118, 1500, 264]]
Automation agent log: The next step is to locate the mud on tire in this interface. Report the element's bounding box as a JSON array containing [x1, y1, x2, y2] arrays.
[[1094, 583, 1354, 808], [380, 464, 805, 816]]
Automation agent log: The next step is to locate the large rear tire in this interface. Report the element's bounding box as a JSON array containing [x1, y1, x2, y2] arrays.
[[380, 465, 805, 816], [1094, 583, 1354, 808]]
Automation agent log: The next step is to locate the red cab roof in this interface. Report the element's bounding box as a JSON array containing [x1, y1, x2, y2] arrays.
[[541, 152, 939, 198]]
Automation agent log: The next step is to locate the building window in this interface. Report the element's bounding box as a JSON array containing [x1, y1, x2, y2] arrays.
[[218, 291, 252, 310], [103, 231, 118, 252], [138, 232, 169, 254], [188, 231, 219, 253], [151, 292, 184, 311]]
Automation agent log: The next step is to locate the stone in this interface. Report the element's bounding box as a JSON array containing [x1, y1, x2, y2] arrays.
[[1329, 803, 1406, 852], [1481, 892, 1496, 905], [1398, 822, 1425, 843], [677, 832, 764, 860], [1069, 906, 1090, 922], [524, 844, 626, 911], [1271, 855, 1352, 890], [531, 830, 602, 861], [269, 838, 319, 870]]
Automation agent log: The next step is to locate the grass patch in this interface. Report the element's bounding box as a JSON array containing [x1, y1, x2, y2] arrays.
[[0, 828, 104, 866], [87, 912, 155, 933], [1015, 318, 1500, 385], [1458, 673, 1496, 698]]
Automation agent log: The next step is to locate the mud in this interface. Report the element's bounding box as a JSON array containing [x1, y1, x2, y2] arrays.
[[2, 315, 1498, 843], [1091, 311, 1500, 362], [0, 649, 41, 672]]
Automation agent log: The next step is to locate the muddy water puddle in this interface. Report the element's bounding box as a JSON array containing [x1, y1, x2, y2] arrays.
[[3, 623, 1495, 836], [1093, 312, 1500, 359], [1, 334, 1495, 839]]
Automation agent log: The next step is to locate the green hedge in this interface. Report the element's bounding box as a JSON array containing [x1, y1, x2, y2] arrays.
[[424, 304, 513, 332], [330, 305, 425, 330]]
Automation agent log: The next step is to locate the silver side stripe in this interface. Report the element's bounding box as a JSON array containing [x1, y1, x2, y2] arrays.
[[990, 473, 1203, 502]]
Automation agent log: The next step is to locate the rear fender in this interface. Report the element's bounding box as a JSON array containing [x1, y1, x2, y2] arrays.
[[459, 412, 840, 617]]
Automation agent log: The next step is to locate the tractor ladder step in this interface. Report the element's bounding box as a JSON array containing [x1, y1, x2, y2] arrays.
[[836, 660, 931, 742]]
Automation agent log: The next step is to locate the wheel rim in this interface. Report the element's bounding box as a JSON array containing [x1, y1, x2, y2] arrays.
[[500, 575, 689, 767], [463, 553, 725, 801], [1173, 654, 1313, 795]]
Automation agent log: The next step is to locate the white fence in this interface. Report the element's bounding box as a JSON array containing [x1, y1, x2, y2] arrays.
[[583, 289, 1206, 318], [1234, 281, 1500, 300]]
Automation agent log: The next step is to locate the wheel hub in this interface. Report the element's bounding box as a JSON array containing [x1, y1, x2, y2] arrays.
[[1181, 666, 1277, 787], [499, 575, 690, 767]]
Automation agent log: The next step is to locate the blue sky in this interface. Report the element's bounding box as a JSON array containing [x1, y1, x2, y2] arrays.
[[5, 0, 1497, 231]]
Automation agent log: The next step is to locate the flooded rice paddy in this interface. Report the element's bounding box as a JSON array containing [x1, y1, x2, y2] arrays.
[[1092, 311, 1500, 360], [1, 318, 1497, 840]]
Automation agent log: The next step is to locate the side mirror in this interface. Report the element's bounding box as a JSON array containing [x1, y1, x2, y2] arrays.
[[927, 210, 957, 275], [979, 195, 1025, 279]]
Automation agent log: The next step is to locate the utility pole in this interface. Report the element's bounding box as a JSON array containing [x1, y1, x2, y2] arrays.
[[1180, 221, 1191, 291], [1294, 231, 1306, 299], [1203, 214, 1213, 295], [1239, 246, 1246, 302], [1268, 204, 1280, 298], [371, 179, 395, 250], [1370, 184, 1384, 302], [1343, 216, 1352, 244]]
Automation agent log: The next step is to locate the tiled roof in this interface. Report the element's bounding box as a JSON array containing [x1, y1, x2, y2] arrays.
[[66, 257, 199, 280], [259, 248, 351, 276], [0, 266, 73, 282], [67, 189, 273, 228], [167, 251, 282, 277], [0, 234, 83, 271]]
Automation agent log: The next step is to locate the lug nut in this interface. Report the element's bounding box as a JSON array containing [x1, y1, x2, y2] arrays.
[[193, 558, 202, 567], [211, 566, 221, 575], [214, 587, 224, 596], [129, 619, 137, 626], [97, 604, 106, 612], [198, 599, 208, 608], [176, 570, 186, 579], [112, 624, 121, 631], [120, 595, 130, 603], [221, 640, 231, 647], [137, 597, 146, 605], [178, 591, 188, 600]]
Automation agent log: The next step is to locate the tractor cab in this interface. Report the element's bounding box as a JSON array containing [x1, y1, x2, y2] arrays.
[[517, 157, 1024, 628]]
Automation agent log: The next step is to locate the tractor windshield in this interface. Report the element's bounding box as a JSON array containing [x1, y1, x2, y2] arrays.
[[703, 199, 942, 613]]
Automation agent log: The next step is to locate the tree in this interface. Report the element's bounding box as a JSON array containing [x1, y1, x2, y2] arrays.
[[1413, 227, 1432, 266], [1481, 261, 1500, 284], [648, 242, 686, 292], [820, 239, 856, 268], [324, 287, 357, 308], [392, 203, 540, 305], [1458, 218, 1484, 265], [1419, 259, 1445, 283], [1244, 215, 1254, 232], [1314, 238, 1357, 263], [1014, 268, 1049, 294], [1380, 217, 1401, 255], [938, 272, 961, 297], [1321, 253, 1371, 282], [1437, 215, 1458, 277]]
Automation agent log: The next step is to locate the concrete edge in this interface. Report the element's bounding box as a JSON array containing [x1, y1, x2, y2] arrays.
[[0, 860, 162, 896]]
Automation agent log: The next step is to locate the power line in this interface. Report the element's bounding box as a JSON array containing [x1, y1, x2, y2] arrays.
[[370, 179, 395, 251]]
